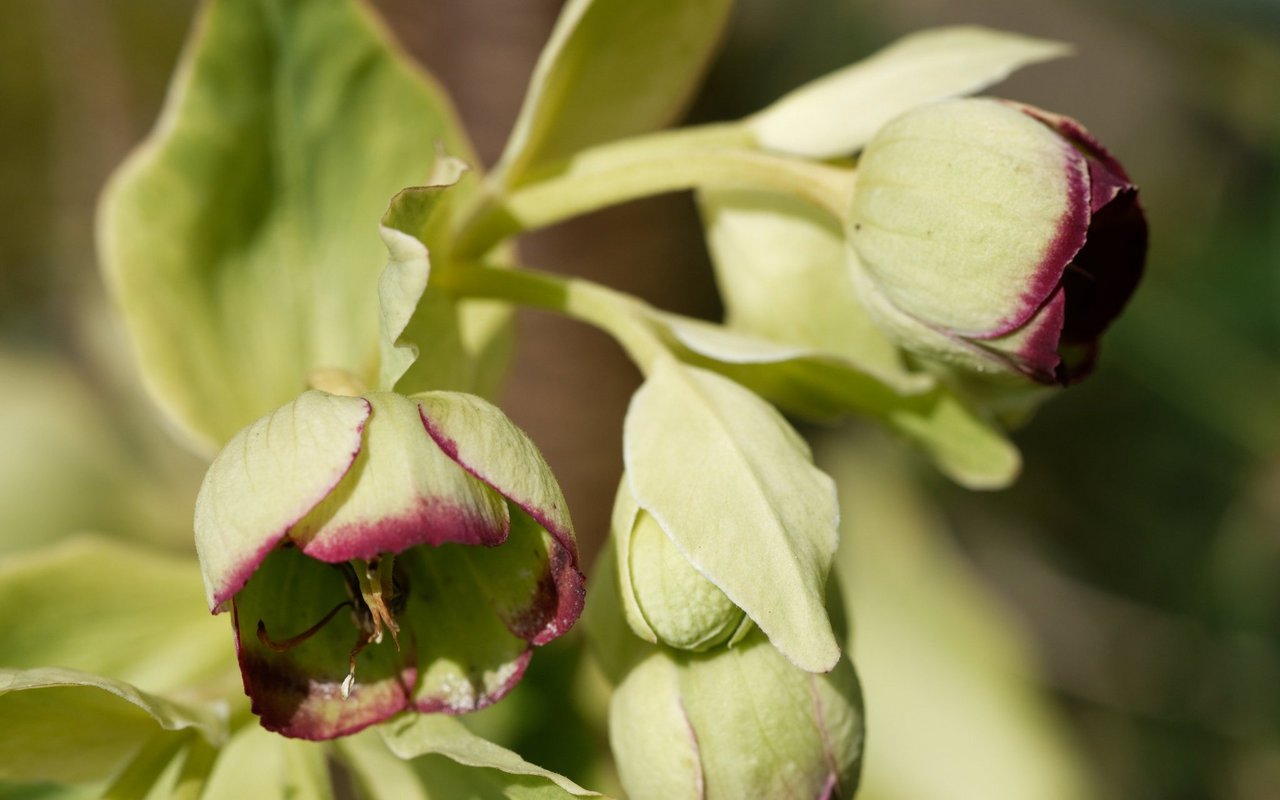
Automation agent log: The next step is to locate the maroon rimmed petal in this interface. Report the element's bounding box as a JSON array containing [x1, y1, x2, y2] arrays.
[[232, 547, 417, 740], [416, 392, 586, 646], [398, 545, 537, 714], [991, 142, 1091, 338], [287, 392, 510, 563], [195, 391, 372, 612]]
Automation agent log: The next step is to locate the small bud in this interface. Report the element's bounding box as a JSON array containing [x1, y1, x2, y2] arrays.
[[609, 631, 864, 800], [616, 499, 751, 652], [847, 97, 1146, 385]]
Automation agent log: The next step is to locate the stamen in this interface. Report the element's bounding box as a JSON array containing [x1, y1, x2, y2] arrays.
[[353, 556, 401, 650], [257, 600, 353, 652]]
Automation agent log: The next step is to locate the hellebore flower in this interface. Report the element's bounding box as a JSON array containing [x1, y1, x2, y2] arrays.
[[194, 389, 584, 740], [609, 630, 864, 800], [847, 97, 1147, 385]]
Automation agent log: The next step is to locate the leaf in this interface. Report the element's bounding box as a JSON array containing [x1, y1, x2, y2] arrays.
[[748, 26, 1069, 158], [0, 667, 225, 785], [0, 535, 230, 695], [623, 357, 840, 672], [0, 348, 201, 556], [495, 0, 734, 186], [641, 314, 1020, 489], [199, 725, 333, 800], [377, 185, 517, 398], [698, 189, 918, 386], [378, 714, 600, 797], [99, 0, 476, 452]]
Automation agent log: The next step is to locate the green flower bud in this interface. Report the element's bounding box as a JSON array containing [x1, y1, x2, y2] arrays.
[[609, 631, 864, 800], [614, 477, 752, 651], [847, 97, 1147, 385]]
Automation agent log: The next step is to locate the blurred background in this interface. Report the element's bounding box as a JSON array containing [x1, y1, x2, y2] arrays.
[[1, 0, 1277, 797]]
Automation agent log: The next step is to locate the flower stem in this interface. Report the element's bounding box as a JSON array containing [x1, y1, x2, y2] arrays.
[[434, 262, 668, 375], [453, 123, 856, 257]]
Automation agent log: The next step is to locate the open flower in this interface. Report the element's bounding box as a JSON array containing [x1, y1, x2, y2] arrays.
[[194, 389, 584, 740], [847, 97, 1147, 385]]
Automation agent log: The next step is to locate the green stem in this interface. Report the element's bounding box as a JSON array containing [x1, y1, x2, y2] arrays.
[[454, 122, 856, 257], [434, 262, 668, 375]]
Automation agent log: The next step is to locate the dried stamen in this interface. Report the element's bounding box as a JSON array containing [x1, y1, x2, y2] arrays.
[[257, 600, 353, 652]]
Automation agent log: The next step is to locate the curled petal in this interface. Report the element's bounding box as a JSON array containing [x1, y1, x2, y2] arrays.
[[195, 391, 371, 612], [416, 391, 585, 645]]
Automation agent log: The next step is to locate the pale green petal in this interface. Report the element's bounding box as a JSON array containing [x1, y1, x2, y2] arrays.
[[608, 653, 700, 800], [98, 0, 475, 451], [379, 714, 600, 797], [402, 546, 531, 715], [849, 98, 1085, 336], [0, 534, 229, 695], [0, 667, 225, 785], [288, 392, 509, 562], [609, 635, 864, 800], [495, 0, 733, 186], [749, 26, 1068, 158], [624, 357, 839, 672], [200, 725, 333, 800], [414, 391, 575, 555], [822, 432, 1094, 800], [675, 633, 863, 800], [194, 390, 371, 610]]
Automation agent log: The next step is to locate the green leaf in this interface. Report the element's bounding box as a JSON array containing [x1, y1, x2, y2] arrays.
[[822, 432, 1093, 800], [199, 725, 333, 800], [0, 667, 225, 785], [495, 0, 734, 186], [99, 0, 476, 452], [0, 348, 202, 556], [699, 189, 918, 385], [624, 357, 840, 672], [748, 26, 1069, 158], [0, 535, 230, 695], [377, 166, 516, 399], [378, 714, 600, 797]]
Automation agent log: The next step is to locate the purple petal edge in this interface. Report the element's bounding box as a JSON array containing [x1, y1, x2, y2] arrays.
[[983, 142, 1090, 338], [299, 498, 509, 563], [210, 398, 372, 611], [418, 407, 587, 646], [231, 596, 416, 740]]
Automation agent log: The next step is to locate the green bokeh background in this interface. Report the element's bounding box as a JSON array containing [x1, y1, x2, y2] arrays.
[[1, 0, 1276, 797]]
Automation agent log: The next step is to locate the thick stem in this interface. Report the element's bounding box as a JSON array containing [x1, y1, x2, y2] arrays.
[[433, 262, 668, 375], [453, 123, 856, 257]]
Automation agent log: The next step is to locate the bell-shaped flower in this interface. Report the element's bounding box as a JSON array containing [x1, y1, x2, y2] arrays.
[[194, 389, 584, 740], [847, 97, 1147, 385], [609, 630, 864, 799]]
